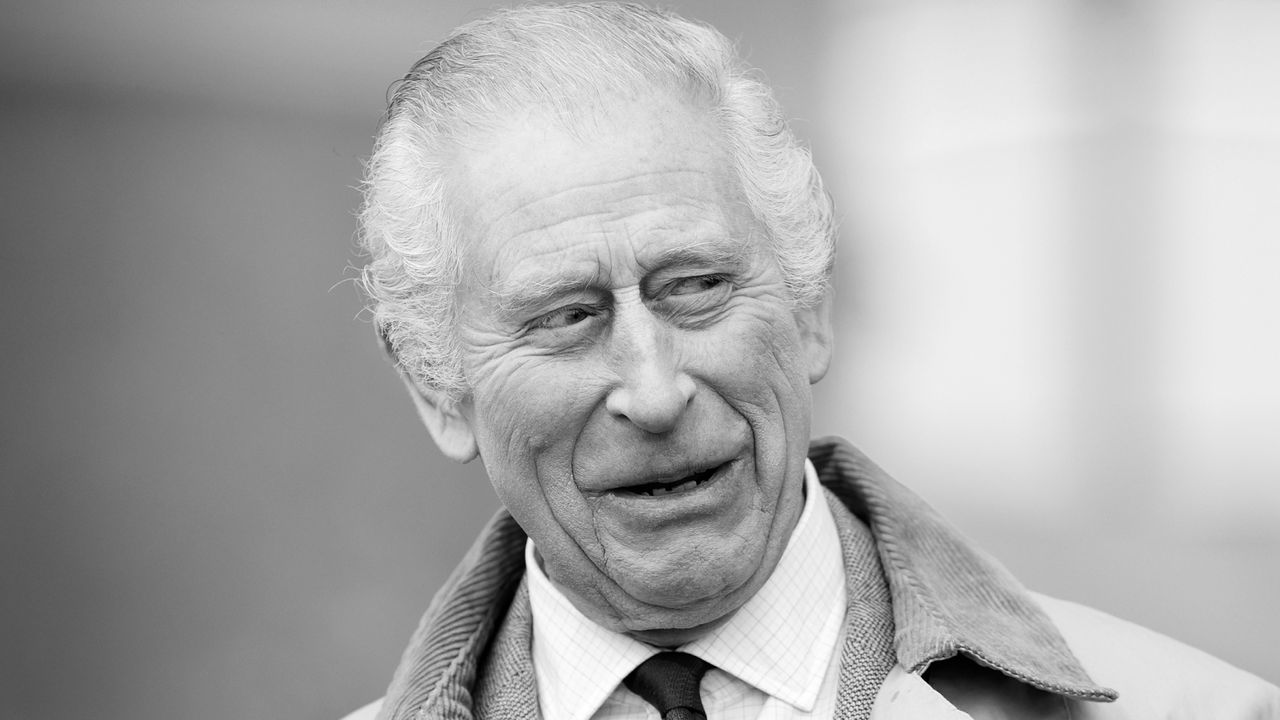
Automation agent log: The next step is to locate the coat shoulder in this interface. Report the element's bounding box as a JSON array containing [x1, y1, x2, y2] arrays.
[[1034, 593, 1280, 719]]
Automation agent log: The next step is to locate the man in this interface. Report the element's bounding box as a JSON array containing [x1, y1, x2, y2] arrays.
[[348, 3, 1279, 719]]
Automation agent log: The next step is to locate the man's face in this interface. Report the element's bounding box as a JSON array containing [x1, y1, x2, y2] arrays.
[[436, 93, 831, 644]]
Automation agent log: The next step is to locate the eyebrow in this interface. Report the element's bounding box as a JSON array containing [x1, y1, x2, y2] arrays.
[[487, 237, 750, 318], [490, 270, 603, 319], [645, 237, 750, 271]]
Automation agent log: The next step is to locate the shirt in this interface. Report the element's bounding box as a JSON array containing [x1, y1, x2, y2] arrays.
[[525, 460, 847, 720]]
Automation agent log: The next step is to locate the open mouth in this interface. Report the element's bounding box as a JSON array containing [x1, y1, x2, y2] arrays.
[[620, 465, 721, 497]]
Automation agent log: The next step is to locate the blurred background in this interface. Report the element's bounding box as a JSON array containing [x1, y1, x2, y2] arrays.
[[2, 0, 1277, 717]]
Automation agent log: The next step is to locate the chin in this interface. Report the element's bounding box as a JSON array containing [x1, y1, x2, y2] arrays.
[[624, 612, 738, 649], [610, 542, 766, 606], [603, 556, 773, 646]]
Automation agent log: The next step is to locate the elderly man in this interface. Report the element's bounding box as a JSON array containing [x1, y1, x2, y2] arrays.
[[347, 3, 1278, 719]]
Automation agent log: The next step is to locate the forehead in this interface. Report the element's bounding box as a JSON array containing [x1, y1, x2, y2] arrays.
[[443, 94, 759, 295]]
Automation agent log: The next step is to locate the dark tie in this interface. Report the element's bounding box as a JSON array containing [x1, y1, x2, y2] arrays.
[[623, 651, 712, 720]]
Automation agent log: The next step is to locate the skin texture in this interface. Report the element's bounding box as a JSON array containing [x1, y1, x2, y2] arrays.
[[411, 91, 833, 646]]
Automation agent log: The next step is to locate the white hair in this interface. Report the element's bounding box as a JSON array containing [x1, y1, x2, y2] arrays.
[[358, 1, 835, 398]]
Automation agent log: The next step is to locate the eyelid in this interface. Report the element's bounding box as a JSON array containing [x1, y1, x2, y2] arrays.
[[652, 272, 732, 300], [528, 301, 605, 331]]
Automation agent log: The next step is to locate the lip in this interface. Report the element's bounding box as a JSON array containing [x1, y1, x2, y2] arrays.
[[589, 458, 747, 529], [580, 453, 738, 498], [608, 461, 727, 498]]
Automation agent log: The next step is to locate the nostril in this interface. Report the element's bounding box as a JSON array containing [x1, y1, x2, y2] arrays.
[[605, 372, 696, 433]]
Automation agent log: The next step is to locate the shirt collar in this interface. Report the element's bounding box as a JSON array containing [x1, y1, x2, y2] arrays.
[[525, 459, 846, 720]]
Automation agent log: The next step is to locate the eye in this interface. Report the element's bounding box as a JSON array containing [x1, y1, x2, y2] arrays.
[[665, 274, 728, 297], [532, 304, 599, 330]]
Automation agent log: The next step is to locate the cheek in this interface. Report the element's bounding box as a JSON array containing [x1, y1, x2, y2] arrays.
[[467, 354, 609, 469], [466, 360, 614, 570], [697, 312, 810, 404]]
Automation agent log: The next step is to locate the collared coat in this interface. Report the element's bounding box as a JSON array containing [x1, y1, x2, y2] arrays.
[[345, 438, 1280, 720]]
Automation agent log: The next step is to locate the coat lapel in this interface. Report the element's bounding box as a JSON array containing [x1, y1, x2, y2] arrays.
[[474, 581, 539, 720], [809, 438, 1116, 702], [375, 512, 527, 720], [825, 485, 898, 719]]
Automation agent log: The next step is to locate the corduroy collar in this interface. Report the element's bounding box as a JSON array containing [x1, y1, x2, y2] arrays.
[[375, 437, 1115, 720], [808, 438, 1115, 702]]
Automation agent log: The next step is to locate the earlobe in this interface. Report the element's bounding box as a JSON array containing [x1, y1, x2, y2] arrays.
[[401, 375, 479, 463], [797, 290, 834, 384]]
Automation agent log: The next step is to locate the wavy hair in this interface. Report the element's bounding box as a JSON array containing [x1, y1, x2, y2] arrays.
[[358, 1, 835, 398]]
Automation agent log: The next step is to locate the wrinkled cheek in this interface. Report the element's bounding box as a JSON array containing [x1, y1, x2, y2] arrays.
[[723, 325, 809, 411], [470, 366, 573, 454], [469, 368, 605, 534]]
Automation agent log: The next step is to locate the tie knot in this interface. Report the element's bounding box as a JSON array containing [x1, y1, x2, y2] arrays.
[[623, 652, 711, 720]]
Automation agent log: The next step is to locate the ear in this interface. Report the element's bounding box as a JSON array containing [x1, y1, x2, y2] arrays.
[[795, 289, 834, 384], [400, 374, 479, 463]]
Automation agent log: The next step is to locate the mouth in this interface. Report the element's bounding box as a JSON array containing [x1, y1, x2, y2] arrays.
[[616, 464, 723, 497]]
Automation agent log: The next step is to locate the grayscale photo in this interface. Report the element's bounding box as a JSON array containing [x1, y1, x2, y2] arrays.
[[3, 2, 1278, 719]]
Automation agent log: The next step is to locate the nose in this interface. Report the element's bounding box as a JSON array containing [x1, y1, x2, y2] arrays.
[[604, 307, 696, 434]]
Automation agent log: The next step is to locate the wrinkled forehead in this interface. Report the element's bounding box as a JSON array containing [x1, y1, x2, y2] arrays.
[[440, 90, 755, 285]]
